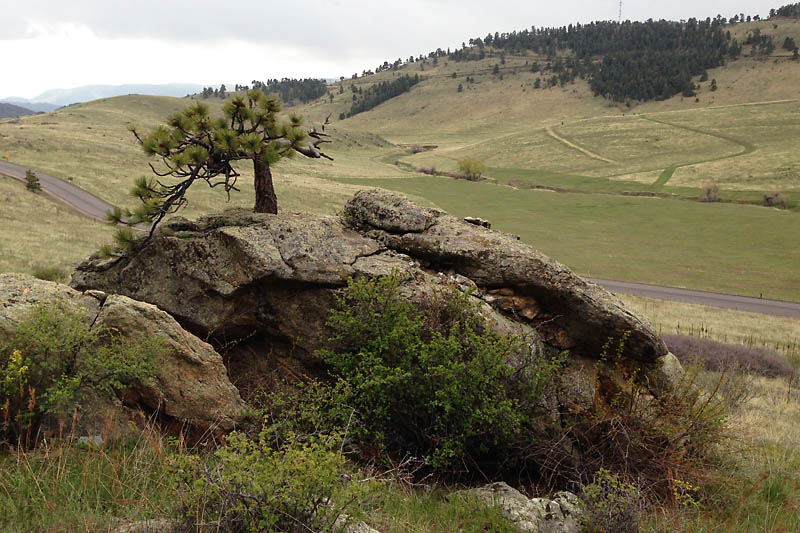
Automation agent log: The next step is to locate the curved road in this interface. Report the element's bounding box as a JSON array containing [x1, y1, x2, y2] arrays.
[[0, 159, 115, 221], [1, 159, 798, 318]]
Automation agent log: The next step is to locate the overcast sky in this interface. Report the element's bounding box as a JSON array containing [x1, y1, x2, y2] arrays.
[[0, 0, 779, 99]]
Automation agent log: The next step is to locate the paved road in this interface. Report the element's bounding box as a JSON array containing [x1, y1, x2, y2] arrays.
[[0, 159, 116, 221], [1, 158, 797, 318], [588, 278, 800, 318]]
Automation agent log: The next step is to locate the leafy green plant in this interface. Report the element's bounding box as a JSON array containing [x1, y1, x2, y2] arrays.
[[0, 303, 161, 444], [319, 274, 561, 474], [456, 156, 487, 180], [174, 426, 375, 532]]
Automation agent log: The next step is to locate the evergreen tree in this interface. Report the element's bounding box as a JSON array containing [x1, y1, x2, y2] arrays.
[[343, 75, 421, 118], [776, 3, 800, 17], [116, 92, 331, 236], [25, 169, 41, 192]]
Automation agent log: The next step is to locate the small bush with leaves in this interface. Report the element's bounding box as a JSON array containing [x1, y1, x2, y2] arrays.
[[174, 425, 374, 533], [259, 379, 358, 450], [579, 468, 644, 533], [456, 157, 487, 180], [319, 274, 560, 474], [0, 303, 161, 444]]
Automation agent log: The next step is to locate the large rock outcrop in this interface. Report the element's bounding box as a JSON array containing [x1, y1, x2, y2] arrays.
[[0, 273, 245, 435], [346, 190, 667, 361], [72, 190, 668, 361], [69, 189, 680, 435]]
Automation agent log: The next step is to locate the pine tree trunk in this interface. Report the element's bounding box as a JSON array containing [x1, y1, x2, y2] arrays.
[[253, 155, 278, 214]]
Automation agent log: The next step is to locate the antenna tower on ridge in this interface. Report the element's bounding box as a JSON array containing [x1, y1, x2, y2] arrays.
[[618, 1, 623, 22]]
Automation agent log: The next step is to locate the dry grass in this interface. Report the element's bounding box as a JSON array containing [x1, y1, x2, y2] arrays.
[[618, 294, 800, 366], [293, 29, 800, 196], [0, 176, 113, 278]]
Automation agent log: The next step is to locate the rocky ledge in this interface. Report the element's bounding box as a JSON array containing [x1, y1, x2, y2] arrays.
[[64, 190, 681, 434]]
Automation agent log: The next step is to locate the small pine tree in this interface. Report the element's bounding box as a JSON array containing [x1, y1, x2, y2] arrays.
[[117, 93, 332, 237], [710, 78, 718, 91], [25, 169, 41, 192]]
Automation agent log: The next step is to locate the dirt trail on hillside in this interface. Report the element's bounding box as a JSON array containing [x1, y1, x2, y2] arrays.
[[545, 125, 617, 164]]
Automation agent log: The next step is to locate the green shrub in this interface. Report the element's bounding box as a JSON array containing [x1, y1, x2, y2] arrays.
[[24, 169, 41, 193], [319, 274, 560, 474], [174, 426, 375, 532], [0, 303, 161, 445], [456, 157, 487, 180]]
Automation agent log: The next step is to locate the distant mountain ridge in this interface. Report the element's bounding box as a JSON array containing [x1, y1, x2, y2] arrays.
[[0, 99, 58, 113], [0, 102, 37, 118], [4, 83, 206, 107]]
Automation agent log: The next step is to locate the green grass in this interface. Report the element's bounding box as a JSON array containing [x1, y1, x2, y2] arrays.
[[368, 487, 523, 533], [333, 175, 800, 301], [0, 430, 176, 532]]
